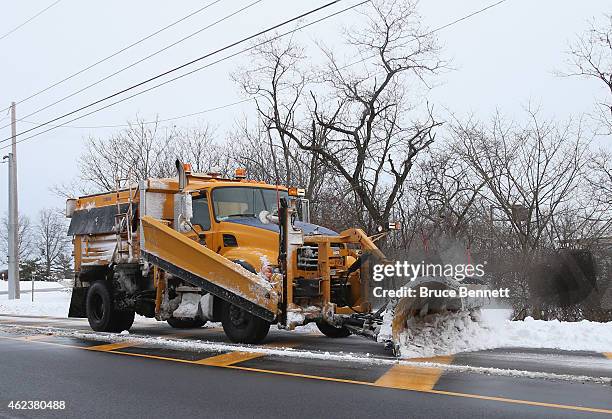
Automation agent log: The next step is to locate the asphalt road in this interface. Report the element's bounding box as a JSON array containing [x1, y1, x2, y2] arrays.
[[0, 315, 610, 419]]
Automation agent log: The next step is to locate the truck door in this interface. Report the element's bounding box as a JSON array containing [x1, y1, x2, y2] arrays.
[[191, 191, 214, 247]]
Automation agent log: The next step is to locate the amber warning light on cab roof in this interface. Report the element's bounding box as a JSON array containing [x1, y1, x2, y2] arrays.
[[234, 168, 246, 179], [288, 187, 305, 197]]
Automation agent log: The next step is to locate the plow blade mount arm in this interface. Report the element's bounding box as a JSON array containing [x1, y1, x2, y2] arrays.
[[140, 215, 278, 322]]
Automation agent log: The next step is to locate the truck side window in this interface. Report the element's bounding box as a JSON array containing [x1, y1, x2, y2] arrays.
[[192, 195, 211, 231]]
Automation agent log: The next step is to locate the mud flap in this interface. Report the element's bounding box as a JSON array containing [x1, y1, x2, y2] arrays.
[[68, 287, 88, 318]]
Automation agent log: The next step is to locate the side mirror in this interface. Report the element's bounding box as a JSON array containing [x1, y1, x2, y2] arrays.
[[174, 192, 193, 233], [66, 198, 77, 218]]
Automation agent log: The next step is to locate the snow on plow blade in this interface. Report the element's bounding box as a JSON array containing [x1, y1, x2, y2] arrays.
[[381, 276, 489, 352], [140, 215, 278, 322]]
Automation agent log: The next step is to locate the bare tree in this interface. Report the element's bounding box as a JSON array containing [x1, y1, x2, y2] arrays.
[[274, 0, 445, 233], [36, 208, 70, 279], [158, 123, 228, 176], [451, 109, 589, 252], [587, 148, 612, 206], [75, 118, 224, 194], [414, 147, 486, 240], [563, 14, 612, 133], [78, 118, 171, 191], [1, 213, 34, 263], [234, 35, 330, 209], [234, 35, 307, 185]]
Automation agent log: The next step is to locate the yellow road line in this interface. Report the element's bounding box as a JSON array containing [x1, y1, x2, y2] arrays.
[[87, 341, 142, 351], [426, 389, 612, 415], [108, 350, 198, 364], [195, 351, 265, 366], [195, 341, 301, 366], [374, 355, 453, 391], [228, 364, 371, 385], [604, 352, 612, 360], [1, 334, 611, 415], [228, 364, 612, 414]]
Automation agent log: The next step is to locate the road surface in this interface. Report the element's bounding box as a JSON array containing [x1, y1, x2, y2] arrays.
[[0, 314, 610, 418]]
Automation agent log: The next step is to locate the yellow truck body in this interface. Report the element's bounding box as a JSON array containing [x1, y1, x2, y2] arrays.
[[66, 164, 383, 343]]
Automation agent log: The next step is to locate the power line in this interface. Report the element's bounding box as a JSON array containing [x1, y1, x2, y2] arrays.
[[14, 0, 509, 133], [1, 0, 244, 125], [21, 98, 255, 129], [4, 1, 370, 149], [321, 0, 510, 78], [0, 0, 233, 120], [0, 0, 62, 42], [0, 0, 357, 147], [0, 0, 224, 114]]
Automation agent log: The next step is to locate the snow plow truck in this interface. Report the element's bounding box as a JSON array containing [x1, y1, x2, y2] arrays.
[[66, 161, 485, 351]]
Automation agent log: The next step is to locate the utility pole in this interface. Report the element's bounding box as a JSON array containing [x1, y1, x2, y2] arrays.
[[7, 102, 20, 300]]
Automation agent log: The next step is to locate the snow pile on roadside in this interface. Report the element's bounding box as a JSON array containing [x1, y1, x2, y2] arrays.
[[398, 309, 612, 358], [0, 286, 72, 317], [0, 280, 68, 292]]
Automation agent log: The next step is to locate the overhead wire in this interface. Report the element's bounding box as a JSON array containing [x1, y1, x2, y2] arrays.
[[0, 0, 261, 130], [0, 0, 224, 114], [0, 0, 62, 42], [1, 0, 364, 148], [12, 0, 509, 133]]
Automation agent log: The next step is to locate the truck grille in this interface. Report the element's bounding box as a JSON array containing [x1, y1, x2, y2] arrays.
[[297, 245, 318, 270], [296, 243, 343, 271]]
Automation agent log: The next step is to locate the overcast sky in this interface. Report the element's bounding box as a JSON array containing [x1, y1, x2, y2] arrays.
[[0, 0, 610, 226]]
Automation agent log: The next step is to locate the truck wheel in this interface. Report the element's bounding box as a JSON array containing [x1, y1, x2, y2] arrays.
[[86, 281, 134, 333], [115, 310, 135, 332], [167, 317, 206, 329], [316, 320, 351, 338], [221, 302, 270, 344]]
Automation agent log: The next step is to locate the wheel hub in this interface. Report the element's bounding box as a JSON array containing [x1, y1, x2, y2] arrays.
[[229, 305, 248, 328]]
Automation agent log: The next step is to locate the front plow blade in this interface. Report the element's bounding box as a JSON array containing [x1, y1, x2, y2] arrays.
[[379, 276, 489, 354]]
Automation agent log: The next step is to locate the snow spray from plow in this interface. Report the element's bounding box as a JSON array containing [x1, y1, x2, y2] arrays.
[[380, 276, 490, 355]]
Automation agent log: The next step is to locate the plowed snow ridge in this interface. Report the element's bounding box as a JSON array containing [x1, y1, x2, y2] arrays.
[[397, 310, 612, 358]]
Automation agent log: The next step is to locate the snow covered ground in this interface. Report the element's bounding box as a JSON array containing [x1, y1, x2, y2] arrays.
[[0, 282, 610, 358], [0, 281, 72, 317], [397, 309, 612, 358], [0, 280, 69, 292]]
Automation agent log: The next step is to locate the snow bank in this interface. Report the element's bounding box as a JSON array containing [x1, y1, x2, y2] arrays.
[[397, 309, 612, 358], [0, 280, 68, 292], [0, 286, 72, 317]]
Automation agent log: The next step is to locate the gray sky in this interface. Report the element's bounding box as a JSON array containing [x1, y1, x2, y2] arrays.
[[0, 0, 610, 225]]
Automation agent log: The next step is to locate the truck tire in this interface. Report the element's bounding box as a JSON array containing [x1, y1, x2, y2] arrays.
[[86, 281, 134, 333], [115, 310, 135, 332], [316, 320, 351, 338], [167, 317, 206, 329], [221, 302, 270, 344]]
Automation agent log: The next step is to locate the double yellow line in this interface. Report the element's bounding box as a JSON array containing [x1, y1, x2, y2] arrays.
[[0, 332, 611, 415]]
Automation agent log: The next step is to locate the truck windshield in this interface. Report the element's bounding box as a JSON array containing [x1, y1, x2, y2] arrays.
[[212, 187, 288, 221]]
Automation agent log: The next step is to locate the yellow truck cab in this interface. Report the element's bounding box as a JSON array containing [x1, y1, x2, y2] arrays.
[[66, 163, 361, 343]]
